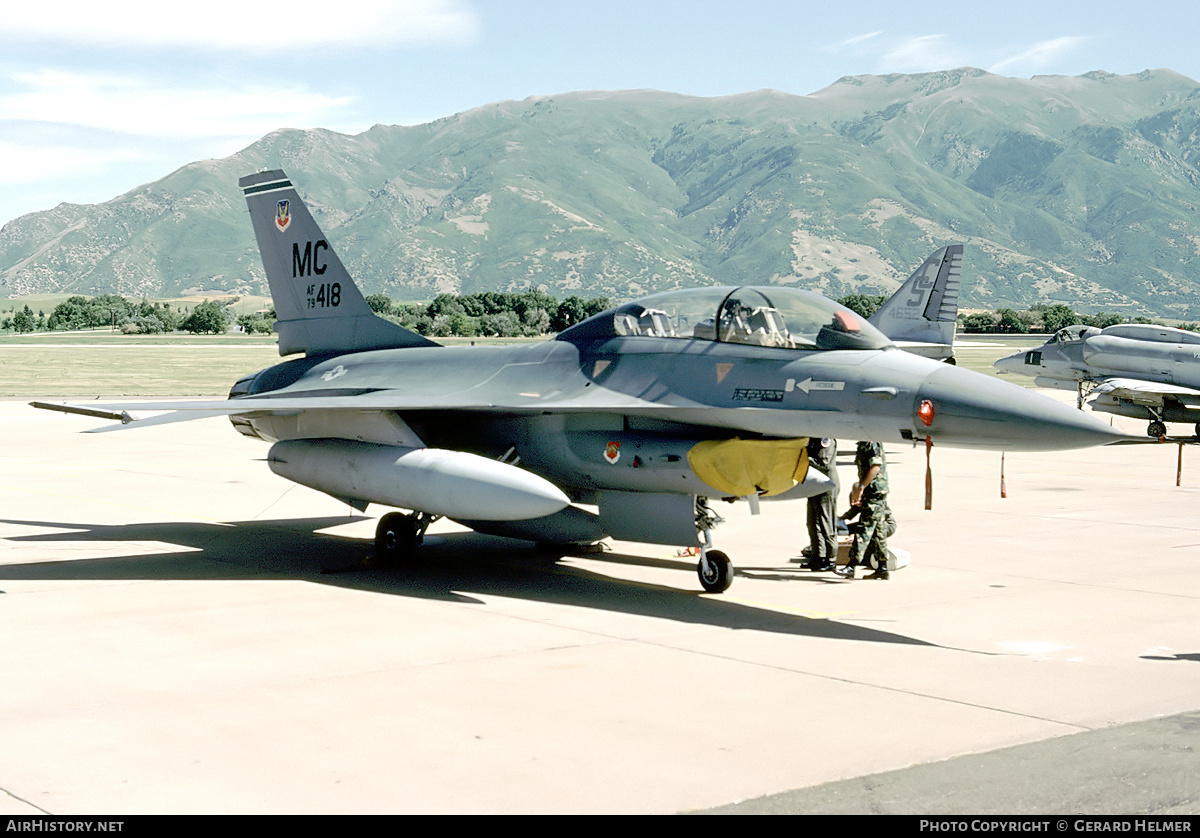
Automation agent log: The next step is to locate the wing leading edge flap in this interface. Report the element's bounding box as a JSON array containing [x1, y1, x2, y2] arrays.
[[1091, 378, 1200, 407]]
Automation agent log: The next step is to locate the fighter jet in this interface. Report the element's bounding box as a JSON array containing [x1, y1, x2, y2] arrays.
[[994, 323, 1200, 438], [34, 170, 1125, 593], [869, 244, 963, 363]]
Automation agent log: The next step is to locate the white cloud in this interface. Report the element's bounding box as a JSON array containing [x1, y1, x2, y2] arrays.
[[881, 34, 973, 74], [989, 36, 1089, 74], [0, 68, 363, 221], [0, 70, 356, 138], [834, 31, 883, 50], [3, 0, 480, 50]]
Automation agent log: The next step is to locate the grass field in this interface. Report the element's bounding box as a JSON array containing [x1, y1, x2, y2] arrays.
[[951, 335, 1042, 378], [0, 344, 285, 396], [0, 333, 1045, 398]]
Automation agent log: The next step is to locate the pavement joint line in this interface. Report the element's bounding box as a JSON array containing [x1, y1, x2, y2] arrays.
[[633, 636, 1097, 734], [454, 573, 1097, 732], [1, 786, 52, 815]]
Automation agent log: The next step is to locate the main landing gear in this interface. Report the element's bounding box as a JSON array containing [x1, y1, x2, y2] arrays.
[[375, 511, 437, 562], [1146, 404, 1167, 438], [321, 510, 437, 575]]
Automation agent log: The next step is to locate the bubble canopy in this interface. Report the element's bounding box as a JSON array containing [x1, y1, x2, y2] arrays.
[[557, 286, 893, 351]]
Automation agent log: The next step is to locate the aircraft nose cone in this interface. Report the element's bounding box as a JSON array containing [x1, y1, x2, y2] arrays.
[[992, 350, 1027, 375], [916, 364, 1127, 450]]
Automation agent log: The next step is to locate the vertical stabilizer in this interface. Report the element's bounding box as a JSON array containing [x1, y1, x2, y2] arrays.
[[869, 244, 963, 347], [240, 169, 438, 356]]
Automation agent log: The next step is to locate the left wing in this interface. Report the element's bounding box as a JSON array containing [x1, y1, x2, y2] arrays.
[[30, 384, 710, 433]]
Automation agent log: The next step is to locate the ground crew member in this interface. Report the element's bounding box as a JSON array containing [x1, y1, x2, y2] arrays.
[[835, 440, 891, 580], [802, 437, 839, 571]]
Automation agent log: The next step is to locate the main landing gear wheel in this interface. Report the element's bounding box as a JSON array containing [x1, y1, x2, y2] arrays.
[[697, 549, 733, 593], [1148, 420, 1167, 439], [376, 512, 421, 562]]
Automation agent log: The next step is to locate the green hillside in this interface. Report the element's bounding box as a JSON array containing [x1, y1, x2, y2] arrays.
[[2, 69, 1199, 315]]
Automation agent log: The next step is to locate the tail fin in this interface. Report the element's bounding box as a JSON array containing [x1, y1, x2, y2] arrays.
[[869, 244, 963, 346], [239, 169, 438, 356]]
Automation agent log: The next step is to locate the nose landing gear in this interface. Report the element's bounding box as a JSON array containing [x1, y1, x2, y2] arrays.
[[697, 548, 733, 593], [694, 498, 733, 593]]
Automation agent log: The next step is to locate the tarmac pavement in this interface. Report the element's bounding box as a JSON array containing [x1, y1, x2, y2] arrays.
[[1, 397, 1197, 814]]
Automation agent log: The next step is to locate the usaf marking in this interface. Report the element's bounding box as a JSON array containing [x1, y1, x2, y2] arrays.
[[305, 282, 341, 309], [292, 239, 341, 309], [293, 240, 329, 277]]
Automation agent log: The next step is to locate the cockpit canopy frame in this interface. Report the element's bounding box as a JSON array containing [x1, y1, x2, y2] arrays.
[[559, 286, 892, 352], [1053, 325, 1102, 345]]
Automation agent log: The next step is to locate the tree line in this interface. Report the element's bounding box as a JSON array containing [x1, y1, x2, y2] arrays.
[[2, 295, 238, 335], [367, 291, 612, 338], [958, 302, 1200, 334], [10, 290, 1192, 339], [2, 291, 613, 338], [835, 295, 1200, 335]]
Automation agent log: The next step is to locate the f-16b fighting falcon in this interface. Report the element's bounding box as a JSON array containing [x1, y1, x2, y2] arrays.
[[995, 324, 1200, 439], [34, 170, 1126, 592]]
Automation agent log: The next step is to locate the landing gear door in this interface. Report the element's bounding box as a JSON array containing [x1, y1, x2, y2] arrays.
[[596, 491, 700, 546]]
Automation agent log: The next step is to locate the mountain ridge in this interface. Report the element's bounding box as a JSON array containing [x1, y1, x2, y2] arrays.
[[3, 68, 1199, 315]]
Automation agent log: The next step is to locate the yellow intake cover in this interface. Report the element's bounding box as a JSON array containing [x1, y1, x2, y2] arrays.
[[686, 437, 810, 497]]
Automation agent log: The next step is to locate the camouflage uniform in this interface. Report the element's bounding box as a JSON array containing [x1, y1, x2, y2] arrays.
[[842, 441, 890, 578], [804, 437, 839, 570]]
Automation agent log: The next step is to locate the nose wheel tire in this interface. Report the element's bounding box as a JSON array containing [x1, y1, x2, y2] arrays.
[[1148, 420, 1167, 438], [697, 549, 733, 593]]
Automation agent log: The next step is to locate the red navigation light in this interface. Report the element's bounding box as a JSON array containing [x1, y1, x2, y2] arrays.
[[917, 400, 935, 427]]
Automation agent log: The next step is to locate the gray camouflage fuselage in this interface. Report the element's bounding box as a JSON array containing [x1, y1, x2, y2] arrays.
[[995, 324, 1200, 430], [229, 324, 1124, 471]]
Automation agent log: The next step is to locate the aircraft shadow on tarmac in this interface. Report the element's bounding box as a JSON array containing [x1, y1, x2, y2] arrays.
[[1140, 652, 1200, 663], [0, 515, 937, 648]]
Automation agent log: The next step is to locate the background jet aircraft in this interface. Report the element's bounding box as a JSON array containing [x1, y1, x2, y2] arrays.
[[994, 324, 1200, 438], [869, 244, 963, 363], [35, 171, 1125, 593]]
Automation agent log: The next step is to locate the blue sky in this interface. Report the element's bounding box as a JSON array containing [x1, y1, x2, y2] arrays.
[[1, 0, 1198, 226]]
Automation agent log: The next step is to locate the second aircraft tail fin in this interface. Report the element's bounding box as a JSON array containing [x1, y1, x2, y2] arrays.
[[869, 244, 963, 347], [240, 169, 438, 357]]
